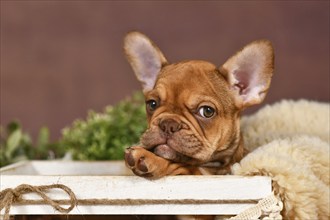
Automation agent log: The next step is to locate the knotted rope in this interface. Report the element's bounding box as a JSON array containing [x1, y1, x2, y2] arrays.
[[0, 184, 77, 220], [230, 194, 283, 220]]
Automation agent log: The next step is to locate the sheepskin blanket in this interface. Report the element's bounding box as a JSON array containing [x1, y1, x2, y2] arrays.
[[232, 100, 329, 219]]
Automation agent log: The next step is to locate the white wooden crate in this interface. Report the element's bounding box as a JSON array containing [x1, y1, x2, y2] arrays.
[[0, 160, 272, 215]]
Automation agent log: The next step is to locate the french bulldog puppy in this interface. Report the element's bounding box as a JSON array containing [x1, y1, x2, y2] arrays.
[[124, 32, 274, 179]]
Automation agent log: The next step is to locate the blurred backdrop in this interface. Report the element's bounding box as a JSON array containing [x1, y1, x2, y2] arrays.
[[1, 1, 329, 140]]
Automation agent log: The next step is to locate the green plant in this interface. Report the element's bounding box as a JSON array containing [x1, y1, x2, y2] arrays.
[[60, 91, 147, 160], [0, 91, 147, 167], [0, 121, 65, 167]]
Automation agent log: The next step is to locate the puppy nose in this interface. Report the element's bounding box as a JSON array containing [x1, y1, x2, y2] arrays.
[[159, 119, 182, 134]]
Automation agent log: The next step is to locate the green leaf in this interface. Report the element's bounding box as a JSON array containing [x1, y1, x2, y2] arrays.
[[6, 129, 22, 159], [37, 127, 50, 148], [31, 127, 50, 159], [7, 121, 20, 132]]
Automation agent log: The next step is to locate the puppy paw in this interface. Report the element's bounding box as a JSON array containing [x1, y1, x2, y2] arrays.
[[125, 146, 170, 179]]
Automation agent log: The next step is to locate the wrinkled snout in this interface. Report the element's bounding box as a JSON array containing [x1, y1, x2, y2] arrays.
[[159, 118, 182, 135]]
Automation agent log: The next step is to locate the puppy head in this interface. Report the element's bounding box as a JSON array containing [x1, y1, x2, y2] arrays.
[[124, 32, 274, 165]]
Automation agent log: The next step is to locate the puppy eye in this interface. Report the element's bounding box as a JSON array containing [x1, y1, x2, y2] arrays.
[[198, 106, 215, 118], [146, 99, 158, 112]]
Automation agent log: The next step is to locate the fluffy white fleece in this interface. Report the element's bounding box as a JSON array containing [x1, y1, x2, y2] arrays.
[[232, 100, 329, 220]]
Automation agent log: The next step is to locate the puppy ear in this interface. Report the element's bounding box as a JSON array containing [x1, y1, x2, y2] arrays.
[[124, 32, 168, 92], [220, 40, 274, 109]]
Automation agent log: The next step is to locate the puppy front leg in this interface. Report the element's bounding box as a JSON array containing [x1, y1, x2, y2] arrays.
[[125, 146, 198, 179]]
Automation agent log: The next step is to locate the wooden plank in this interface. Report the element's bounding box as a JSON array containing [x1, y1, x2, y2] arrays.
[[6, 203, 254, 215], [0, 161, 272, 215]]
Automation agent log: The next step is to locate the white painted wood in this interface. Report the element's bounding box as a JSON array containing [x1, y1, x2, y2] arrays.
[[0, 160, 131, 176], [0, 161, 272, 215]]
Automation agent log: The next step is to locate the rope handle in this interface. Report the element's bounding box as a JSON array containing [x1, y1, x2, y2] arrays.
[[0, 184, 77, 220]]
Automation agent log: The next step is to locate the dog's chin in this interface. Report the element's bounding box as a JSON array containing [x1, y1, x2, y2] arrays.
[[153, 144, 176, 160], [141, 128, 209, 164], [152, 144, 189, 163]]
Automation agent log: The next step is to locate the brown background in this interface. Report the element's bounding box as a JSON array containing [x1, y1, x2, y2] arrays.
[[1, 1, 329, 141]]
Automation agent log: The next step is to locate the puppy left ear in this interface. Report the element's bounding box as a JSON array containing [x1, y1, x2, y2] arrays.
[[124, 32, 168, 93], [220, 40, 274, 109]]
